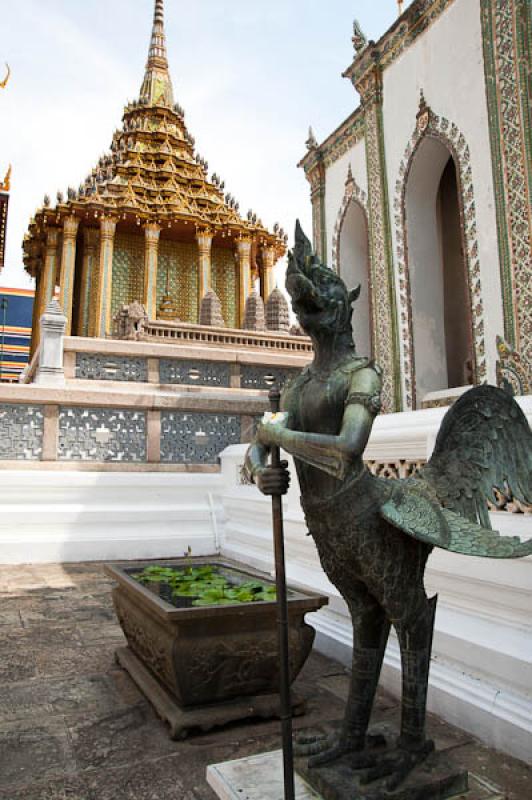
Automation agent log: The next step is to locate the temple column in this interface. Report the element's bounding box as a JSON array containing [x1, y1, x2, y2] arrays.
[[40, 228, 60, 320], [236, 237, 252, 326], [261, 244, 276, 302], [33, 228, 59, 353], [27, 243, 41, 356], [58, 215, 80, 336], [196, 228, 213, 313], [143, 223, 161, 319], [79, 227, 98, 337], [31, 275, 42, 357], [95, 217, 117, 338]]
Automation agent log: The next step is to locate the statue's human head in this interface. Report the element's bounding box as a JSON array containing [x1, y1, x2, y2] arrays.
[[285, 221, 360, 341]]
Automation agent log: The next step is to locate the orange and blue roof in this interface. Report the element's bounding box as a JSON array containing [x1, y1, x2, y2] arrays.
[[0, 287, 34, 382]]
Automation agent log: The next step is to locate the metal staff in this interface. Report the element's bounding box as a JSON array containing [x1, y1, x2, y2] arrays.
[[268, 386, 295, 800]]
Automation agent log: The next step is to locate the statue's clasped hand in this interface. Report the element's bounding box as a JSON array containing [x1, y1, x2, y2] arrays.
[[255, 461, 291, 496], [257, 411, 289, 447]]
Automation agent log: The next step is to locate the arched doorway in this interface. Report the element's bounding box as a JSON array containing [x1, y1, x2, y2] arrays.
[[405, 136, 473, 404], [338, 199, 372, 359]]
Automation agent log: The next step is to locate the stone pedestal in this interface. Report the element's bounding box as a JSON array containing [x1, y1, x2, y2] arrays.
[[35, 299, 67, 387], [208, 747, 504, 800], [296, 748, 468, 800]]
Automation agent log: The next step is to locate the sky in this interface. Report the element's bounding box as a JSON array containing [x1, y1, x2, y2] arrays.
[[0, 0, 400, 290]]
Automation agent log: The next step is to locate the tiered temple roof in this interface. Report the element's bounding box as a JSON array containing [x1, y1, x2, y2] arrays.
[[23, 0, 288, 349]]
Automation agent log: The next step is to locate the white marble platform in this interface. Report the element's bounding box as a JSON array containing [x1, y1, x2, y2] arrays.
[[207, 750, 321, 800]]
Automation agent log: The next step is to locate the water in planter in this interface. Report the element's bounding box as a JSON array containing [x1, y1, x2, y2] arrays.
[[128, 564, 278, 608]]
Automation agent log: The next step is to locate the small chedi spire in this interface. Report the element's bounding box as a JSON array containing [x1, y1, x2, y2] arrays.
[[140, 0, 174, 107], [200, 290, 225, 328], [265, 287, 290, 333], [243, 291, 266, 331]]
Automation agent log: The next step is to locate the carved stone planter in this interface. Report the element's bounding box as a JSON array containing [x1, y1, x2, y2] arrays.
[[105, 557, 327, 739]]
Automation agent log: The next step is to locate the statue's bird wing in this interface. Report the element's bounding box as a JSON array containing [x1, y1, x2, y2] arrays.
[[380, 488, 532, 558], [418, 385, 531, 529]]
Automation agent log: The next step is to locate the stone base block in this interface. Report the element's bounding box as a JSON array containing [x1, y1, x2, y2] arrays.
[[207, 749, 504, 800], [207, 749, 320, 799], [115, 646, 307, 740], [297, 750, 468, 800]]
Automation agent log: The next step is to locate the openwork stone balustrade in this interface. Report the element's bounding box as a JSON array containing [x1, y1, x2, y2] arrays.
[[74, 352, 300, 391], [0, 400, 261, 467], [11, 333, 310, 469]]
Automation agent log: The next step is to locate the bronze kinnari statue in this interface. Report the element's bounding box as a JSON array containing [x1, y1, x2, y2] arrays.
[[246, 223, 532, 792]]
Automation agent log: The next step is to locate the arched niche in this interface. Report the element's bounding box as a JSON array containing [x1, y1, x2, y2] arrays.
[[405, 136, 473, 404], [337, 198, 372, 359]]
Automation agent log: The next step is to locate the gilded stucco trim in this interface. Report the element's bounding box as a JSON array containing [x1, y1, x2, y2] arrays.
[[361, 72, 401, 413], [480, 0, 532, 378]]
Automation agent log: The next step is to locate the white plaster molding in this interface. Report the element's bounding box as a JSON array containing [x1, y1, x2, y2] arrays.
[[0, 471, 224, 564]]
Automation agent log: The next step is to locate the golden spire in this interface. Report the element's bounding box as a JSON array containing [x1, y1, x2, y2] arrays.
[[0, 165, 11, 192], [139, 0, 175, 107], [0, 63, 10, 90]]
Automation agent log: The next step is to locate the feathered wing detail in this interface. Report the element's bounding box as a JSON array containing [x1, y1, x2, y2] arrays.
[[419, 386, 531, 528], [380, 489, 451, 548], [381, 491, 532, 558], [439, 507, 532, 558]]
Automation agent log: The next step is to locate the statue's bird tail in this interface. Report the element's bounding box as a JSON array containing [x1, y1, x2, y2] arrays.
[[380, 489, 532, 559], [439, 507, 532, 559]]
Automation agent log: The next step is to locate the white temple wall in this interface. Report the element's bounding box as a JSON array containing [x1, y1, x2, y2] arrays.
[[0, 471, 223, 564], [382, 0, 503, 387], [324, 139, 367, 266]]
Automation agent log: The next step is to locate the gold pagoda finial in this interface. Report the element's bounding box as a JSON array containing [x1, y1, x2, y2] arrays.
[[0, 63, 10, 90], [149, 0, 168, 68], [0, 165, 11, 192], [140, 0, 175, 107]]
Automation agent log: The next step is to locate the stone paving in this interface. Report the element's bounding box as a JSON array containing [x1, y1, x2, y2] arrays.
[[0, 562, 530, 800]]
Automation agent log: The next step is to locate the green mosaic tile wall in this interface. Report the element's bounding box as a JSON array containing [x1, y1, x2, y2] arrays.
[[157, 240, 199, 323], [111, 232, 144, 318], [212, 246, 238, 328]]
